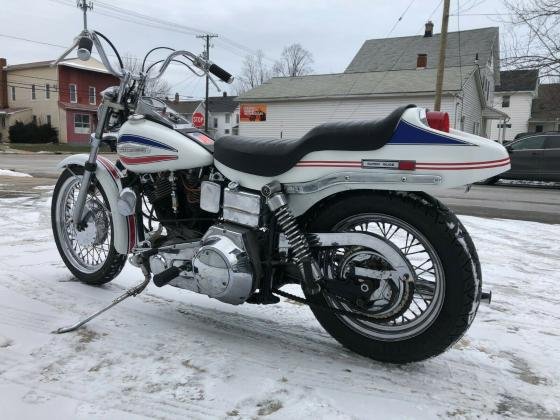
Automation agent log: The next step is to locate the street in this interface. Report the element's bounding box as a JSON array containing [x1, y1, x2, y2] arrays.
[[1, 154, 558, 224]]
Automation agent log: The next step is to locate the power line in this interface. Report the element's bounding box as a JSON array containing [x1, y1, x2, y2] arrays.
[[386, 0, 417, 37]]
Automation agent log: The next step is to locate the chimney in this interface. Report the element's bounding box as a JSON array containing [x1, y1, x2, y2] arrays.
[[0, 58, 8, 109], [222, 91, 227, 97], [424, 21, 434, 37], [174, 92, 180, 103], [417, 54, 427, 69]]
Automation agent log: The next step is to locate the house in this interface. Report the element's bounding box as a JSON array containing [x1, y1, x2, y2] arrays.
[[164, 93, 202, 122], [197, 93, 239, 138], [1, 56, 119, 143], [237, 24, 508, 140], [529, 84, 560, 133], [485, 69, 539, 142]]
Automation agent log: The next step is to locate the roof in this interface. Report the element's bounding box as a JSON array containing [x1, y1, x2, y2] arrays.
[[165, 100, 201, 115], [237, 66, 476, 102], [6, 57, 111, 74], [496, 70, 539, 92], [206, 95, 238, 113], [530, 84, 560, 121], [58, 102, 97, 112], [345, 27, 500, 80]]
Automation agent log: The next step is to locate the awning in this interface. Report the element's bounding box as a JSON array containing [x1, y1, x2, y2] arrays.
[[0, 107, 31, 116], [482, 106, 509, 120]]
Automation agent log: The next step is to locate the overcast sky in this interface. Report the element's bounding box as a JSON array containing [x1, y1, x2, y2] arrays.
[[1, 0, 510, 99]]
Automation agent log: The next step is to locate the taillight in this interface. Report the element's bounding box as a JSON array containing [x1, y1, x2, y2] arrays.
[[426, 111, 450, 133]]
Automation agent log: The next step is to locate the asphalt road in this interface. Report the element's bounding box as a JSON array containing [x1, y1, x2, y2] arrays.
[[0, 153, 558, 224]]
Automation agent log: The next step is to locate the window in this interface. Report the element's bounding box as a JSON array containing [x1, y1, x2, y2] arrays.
[[69, 84, 77, 103], [510, 136, 545, 150], [1, 116, 5, 129], [74, 114, 90, 134], [501, 95, 510, 108], [89, 86, 96, 105], [213, 117, 218, 129], [535, 125, 543, 133], [225, 129, 230, 134], [31, 85, 36, 100], [497, 123, 512, 129], [225, 113, 231, 124], [46, 115, 52, 126], [11, 86, 15, 101], [416, 54, 427, 68], [32, 115, 37, 124], [45, 84, 50, 99], [236, 114, 239, 124], [545, 136, 560, 149], [473, 122, 480, 135]]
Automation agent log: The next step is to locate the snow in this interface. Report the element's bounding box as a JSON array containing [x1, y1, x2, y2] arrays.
[[0, 169, 32, 178], [497, 179, 560, 187], [0, 191, 559, 419]]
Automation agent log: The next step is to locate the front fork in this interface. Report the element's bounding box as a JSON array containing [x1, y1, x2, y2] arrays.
[[72, 104, 112, 228]]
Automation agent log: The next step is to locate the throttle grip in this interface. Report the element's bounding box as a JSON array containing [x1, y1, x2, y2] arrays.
[[209, 64, 234, 84]]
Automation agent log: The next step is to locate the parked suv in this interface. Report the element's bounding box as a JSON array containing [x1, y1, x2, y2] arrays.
[[486, 132, 560, 183]]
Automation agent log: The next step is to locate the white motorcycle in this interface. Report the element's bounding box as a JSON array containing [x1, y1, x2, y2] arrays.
[[51, 23, 510, 363]]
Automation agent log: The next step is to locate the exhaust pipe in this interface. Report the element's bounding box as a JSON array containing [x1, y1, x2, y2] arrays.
[[480, 290, 492, 305]]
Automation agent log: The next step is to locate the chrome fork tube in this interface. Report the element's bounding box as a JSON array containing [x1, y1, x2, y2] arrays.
[[72, 103, 111, 228]]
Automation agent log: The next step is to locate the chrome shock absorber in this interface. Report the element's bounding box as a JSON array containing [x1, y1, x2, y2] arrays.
[[262, 182, 322, 295]]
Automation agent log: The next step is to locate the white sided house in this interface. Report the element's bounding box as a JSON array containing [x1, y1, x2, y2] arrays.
[[486, 70, 539, 142], [238, 25, 508, 140]]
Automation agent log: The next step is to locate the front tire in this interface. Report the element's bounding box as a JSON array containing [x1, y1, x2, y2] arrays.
[[305, 191, 481, 363], [52, 167, 127, 285]]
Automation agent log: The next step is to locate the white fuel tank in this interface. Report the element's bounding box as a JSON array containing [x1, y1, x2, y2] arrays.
[[117, 118, 214, 173]]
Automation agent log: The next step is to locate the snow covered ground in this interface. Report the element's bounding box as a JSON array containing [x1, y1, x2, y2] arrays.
[[0, 169, 32, 177], [0, 189, 559, 420]]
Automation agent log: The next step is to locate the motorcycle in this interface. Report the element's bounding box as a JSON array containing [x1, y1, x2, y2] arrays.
[[50, 20, 510, 363]]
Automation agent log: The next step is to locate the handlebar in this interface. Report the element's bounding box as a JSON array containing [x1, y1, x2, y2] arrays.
[[52, 30, 234, 94], [209, 63, 234, 84]]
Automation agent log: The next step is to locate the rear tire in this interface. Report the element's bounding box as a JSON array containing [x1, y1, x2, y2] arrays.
[[304, 191, 481, 363], [52, 167, 127, 285]]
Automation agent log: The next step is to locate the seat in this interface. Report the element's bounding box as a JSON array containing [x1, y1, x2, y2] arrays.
[[214, 104, 414, 177]]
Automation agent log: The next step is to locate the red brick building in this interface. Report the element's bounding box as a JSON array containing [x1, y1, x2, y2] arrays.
[[2, 57, 119, 144]]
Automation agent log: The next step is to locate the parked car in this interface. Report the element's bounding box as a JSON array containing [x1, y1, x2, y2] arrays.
[[484, 132, 560, 183]]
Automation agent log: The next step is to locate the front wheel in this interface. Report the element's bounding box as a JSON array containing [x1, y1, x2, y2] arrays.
[[305, 191, 481, 363], [52, 167, 127, 285]]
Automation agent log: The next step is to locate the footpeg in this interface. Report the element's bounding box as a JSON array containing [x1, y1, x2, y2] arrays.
[[153, 266, 181, 287], [480, 290, 492, 305]]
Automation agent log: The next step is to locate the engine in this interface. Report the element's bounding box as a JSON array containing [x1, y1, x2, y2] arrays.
[[140, 172, 263, 304], [148, 224, 256, 305]]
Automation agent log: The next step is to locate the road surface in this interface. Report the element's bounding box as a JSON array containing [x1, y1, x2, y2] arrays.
[[0, 154, 558, 224]]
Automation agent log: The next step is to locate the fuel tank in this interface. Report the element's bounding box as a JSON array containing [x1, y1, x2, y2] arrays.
[[117, 118, 214, 173]]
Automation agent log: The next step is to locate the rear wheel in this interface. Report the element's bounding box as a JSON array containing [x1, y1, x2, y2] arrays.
[[51, 167, 127, 285], [305, 191, 481, 363]]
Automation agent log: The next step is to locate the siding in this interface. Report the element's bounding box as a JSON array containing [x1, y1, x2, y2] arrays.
[[239, 95, 458, 139], [486, 92, 533, 141], [457, 72, 483, 135]]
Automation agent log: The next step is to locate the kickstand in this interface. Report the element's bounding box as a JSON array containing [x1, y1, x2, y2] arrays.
[[53, 268, 151, 334]]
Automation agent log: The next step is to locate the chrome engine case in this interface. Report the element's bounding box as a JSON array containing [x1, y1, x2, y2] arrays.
[[148, 224, 255, 305]]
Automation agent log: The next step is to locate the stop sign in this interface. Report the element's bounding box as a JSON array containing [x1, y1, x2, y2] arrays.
[[192, 112, 204, 128]]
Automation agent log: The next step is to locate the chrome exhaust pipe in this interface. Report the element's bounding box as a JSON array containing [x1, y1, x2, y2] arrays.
[[480, 290, 492, 305]]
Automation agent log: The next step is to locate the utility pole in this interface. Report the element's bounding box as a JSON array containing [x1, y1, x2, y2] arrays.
[[76, 0, 93, 31], [196, 33, 218, 132], [434, 0, 450, 111]]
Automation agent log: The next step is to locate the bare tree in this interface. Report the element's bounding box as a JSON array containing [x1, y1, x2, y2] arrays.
[[501, 0, 560, 78], [235, 50, 271, 94], [273, 43, 314, 77], [122, 55, 172, 98]]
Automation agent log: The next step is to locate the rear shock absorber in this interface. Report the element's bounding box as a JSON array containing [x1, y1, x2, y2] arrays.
[[262, 182, 322, 295]]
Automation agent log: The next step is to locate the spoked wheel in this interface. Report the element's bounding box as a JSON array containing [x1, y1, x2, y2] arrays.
[[306, 191, 481, 363], [52, 167, 127, 285]]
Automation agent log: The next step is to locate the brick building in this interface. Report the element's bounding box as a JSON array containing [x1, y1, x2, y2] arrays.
[[1, 57, 118, 143]]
